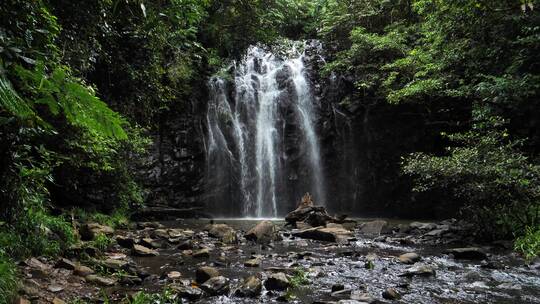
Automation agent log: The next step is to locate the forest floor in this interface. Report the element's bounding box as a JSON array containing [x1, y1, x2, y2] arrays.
[[14, 218, 540, 304]]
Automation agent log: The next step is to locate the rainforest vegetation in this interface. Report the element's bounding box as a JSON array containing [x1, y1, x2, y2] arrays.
[[0, 0, 539, 303]]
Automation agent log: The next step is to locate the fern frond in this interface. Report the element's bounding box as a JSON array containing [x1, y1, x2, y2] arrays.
[[0, 75, 35, 119]]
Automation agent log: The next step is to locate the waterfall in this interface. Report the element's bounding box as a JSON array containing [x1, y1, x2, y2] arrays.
[[205, 44, 325, 218]]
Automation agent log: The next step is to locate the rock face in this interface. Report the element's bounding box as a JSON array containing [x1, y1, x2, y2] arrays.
[[201, 276, 230, 296], [264, 272, 290, 291], [235, 275, 262, 298], [446, 248, 487, 260], [293, 226, 352, 243], [245, 221, 276, 242]]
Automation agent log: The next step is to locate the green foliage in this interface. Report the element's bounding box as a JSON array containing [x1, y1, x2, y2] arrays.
[[514, 226, 540, 261], [289, 267, 310, 288], [403, 124, 540, 239], [0, 251, 17, 304], [125, 288, 181, 304], [91, 233, 114, 252]]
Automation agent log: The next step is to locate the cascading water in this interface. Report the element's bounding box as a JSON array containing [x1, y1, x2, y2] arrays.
[[205, 43, 325, 218]]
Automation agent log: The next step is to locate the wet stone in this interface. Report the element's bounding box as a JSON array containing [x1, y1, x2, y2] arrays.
[[446, 247, 487, 260], [85, 274, 117, 286], [201, 276, 230, 296], [382, 288, 401, 300], [172, 285, 203, 301], [398, 252, 421, 264], [399, 264, 436, 277], [235, 275, 263, 298], [193, 248, 210, 258], [132, 244, 159, 256], [264, 272, 289, 291], [196, 266, 219, 284], [74, 265, 95, 277], [244, 258, 261, 267], [54, 258, 76, 270]]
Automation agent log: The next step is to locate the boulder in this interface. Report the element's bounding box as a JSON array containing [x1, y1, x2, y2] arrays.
[[445, 247, 487, 260], [115, 235, 135, 248], [74, 265, 95, 277], [398, 252, 421, 264], [132, 244, 159, 257], [80, 223, 114, 241], [54, 258, 76, 270], [171, 286, 203, 301], [382, 288, 401, 300], [399, 265, 436, 277], [244, 258, 261, 267], [196, 266, 220, 284], [293, 227, 352, 243], [264, 272, 289, 291], [245, 221, 276, 242], [101, 259, 128, 271], [201, 276, 230, 296], [235, 275, 262, 298], [139, 238, 161, 249], [359, 220, 389, 236], [192, 248, 210, 258], [207, 224, 237, 243], [85, 274, 117, 286], [177, 240, 193, 250]]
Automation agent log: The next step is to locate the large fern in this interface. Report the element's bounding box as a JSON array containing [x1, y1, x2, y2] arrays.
[[0, 75, 35, 120], [12, 64, 127, 139]]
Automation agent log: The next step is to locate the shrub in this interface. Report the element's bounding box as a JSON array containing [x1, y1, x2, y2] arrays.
[[0, 251, 17, 304], [403, 128, 540, 240], [514, 226, 540, 261]]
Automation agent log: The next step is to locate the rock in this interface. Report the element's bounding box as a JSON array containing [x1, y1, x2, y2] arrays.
[[167, 271, 182, 280], [115, 235, 135, 248], [245, 221, 276, 242], [338, 300, 367, 304], [196, 266, 220, 284], [139, 237, 161, 249], [409, 222, 436, 230], [350, 291, 376, 303], [85, 274, 117, 286], [80, 223, 114, 241], [293, 227, 352, 242], [398, 252, 421, 264], [24, 257, 48, 270], [54, 258, 76, 270], [137, 222, 164, 229], [171, 286, 203, 301], [74, 265, 95, 277], [201, 276, 230, 296], [207, 224, 237, 243], [152, 229, 170, 239], [132, 244, 159, 256], [264, 272, 289, 291], [445, 247, 487, 260], [235, 275, 262, 298], [52, 298, 66, 304], [14, 297, 31, 304], [119, 274, 143, 286], [331, 289, 352, 299], [193, 248, 210, 258], [359, 220, 389, 236], [382, 288, 401, 300], [102, 258, 128, 271], [399, 264, 436, 277], [244, 258, 261, 267], [47, 284, 64, 293], [331, 284, 345, 292], [177, 240, 193, 250]]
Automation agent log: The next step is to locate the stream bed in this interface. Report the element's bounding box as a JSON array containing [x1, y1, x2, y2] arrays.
[[18, 218, 540, 303]]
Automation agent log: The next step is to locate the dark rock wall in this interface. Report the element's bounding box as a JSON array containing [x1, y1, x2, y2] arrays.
[[140, 43, 468, 219]]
